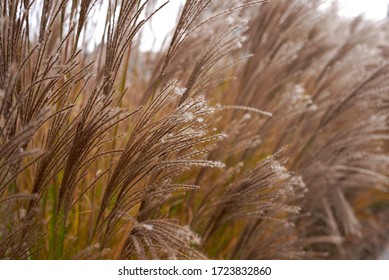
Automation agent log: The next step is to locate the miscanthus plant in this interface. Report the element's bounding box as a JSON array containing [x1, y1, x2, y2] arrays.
[[0, 0, 388, 259]]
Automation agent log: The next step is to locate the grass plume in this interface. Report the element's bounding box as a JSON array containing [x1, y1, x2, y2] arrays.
[[0, 0, 388, 259]]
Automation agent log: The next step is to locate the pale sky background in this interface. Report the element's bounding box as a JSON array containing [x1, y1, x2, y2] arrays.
[[30, 0, 389, 52], [89, 0, 185, 52], [134, 0, 389, 52], [336, 0, 388, 19]]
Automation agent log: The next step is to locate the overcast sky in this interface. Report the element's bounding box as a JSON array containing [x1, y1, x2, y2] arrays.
[[136, 0, 389, 51], [334, 0, 388, 19], [29, 0, 389, 53]]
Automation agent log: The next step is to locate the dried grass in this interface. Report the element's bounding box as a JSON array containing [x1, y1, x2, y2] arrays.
[[0, 0, 388, 259]]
